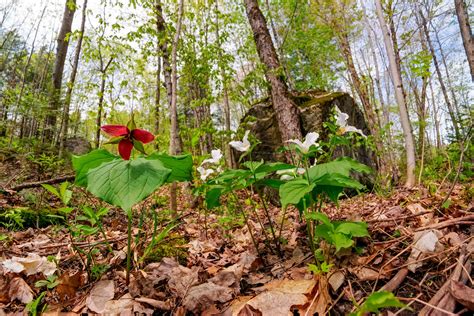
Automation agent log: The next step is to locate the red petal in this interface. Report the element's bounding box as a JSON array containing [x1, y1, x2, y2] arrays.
[[132, 129, 155, 144], [118, 139, 134, 160], [101, 125, 129, 137]]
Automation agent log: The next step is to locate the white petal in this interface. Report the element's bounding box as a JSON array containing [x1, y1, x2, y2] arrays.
[[280, 174, 294, 181], [336, 107, 349, 127], [303, 132, 319, 149], [345, 125, 366, 138], [287, 139, 306, 151], [296, 168, 306, 175], [211, 149, 222, 161]]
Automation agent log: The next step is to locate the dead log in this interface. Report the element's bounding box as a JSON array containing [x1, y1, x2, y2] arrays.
[[5, 175, 75, 192]]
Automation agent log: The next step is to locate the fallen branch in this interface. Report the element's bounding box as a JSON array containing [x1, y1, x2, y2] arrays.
[[415, 215, 474, 231], [6, 175, 75, 192], [381, 267, 409, 292], [419, 246, 467, 315]]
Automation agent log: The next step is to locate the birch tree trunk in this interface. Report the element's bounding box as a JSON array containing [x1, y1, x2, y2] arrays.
[[244, 0, 302, 149], [375, 0, 416, 187], [454, 0, 474, 81], [59, 0, 88, 157], [169, 0, 184, 214], [419, 10, 461, 140], [44, 0, 76, 143]]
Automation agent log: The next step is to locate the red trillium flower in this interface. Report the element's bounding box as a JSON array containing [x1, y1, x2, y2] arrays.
[[101, 124, 154, 160]]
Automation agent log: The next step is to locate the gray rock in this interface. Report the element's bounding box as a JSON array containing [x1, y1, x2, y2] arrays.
[[237, 91, 376, 183], [65, 136, 91, 155]]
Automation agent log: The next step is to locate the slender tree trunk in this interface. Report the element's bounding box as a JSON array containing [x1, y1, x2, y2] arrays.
[[454, 0, 474, 81], [375, 0, 417, 187], [244, 0, 302, 152], [215, 0, 232, 167], [8, 5, 47, 145], [95, 57, 113, 148], [44, 0, 76, 143], [169, 0, 185, 215], [154, 54, 161, 149], [419, 10, 461, 140], [155, 0, 173, 113], [429, 79, 442, 149], [59, 0, 88, 157]]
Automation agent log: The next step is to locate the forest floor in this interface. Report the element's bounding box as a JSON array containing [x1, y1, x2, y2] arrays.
[[0, 153, 473, 315]]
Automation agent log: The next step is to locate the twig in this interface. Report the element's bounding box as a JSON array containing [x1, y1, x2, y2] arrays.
[[415, 215, 474, 231], [6, 174, 75, 192], [381, 267, 409, 292]]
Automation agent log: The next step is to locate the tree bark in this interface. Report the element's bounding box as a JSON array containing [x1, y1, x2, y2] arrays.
[[169, 0, 185, 215], [375, 0, 417, 187], [154, 54, 161, 149], [95, 57, 113, 148], [419, 10, 461, 140], [454, 0, 474, 81], [59, 0, 88, 157], [244, 0, 302, 150], [44, 0, 76, 143]]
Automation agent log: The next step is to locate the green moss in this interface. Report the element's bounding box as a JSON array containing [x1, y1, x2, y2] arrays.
[[142, 233, 188, 265]]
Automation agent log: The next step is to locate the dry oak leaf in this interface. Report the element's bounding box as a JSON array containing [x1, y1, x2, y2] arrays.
[[2, 253, 56, 277], [231, 278, 317, 316], [103, 293, 134, 315], [86, 279, 115, 313], [450, 280, 474, 311], [168, 265, 200, 298], [8, 277, 34, 304], [348, 267, 388, 281], [182, 282, 234, 312], [56, 271, 84, 301]]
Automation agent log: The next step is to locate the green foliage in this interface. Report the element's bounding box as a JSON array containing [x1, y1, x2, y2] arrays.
[[72, 149, 118, 186], [307, 212, 369, 253], [350, 291, 406, 316], [35, 275, 59, 290], [25, 291, 47, 316], [41, 182, 72, 206], [85, 158, 171, 212]]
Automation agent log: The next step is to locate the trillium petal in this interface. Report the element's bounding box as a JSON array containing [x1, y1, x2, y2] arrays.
[[345, 126, 367, 138], [229, 130, 252, 152], [101, 125, 129, 137], [118, 139, 134, 160], [202, 149, 223, 165], [303, 132, 319, 149], [132, 129, 155, 144]]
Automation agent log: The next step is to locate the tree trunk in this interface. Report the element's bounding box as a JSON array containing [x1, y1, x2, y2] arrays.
[[59, 0, 88, 157], [454, 0, 474, 81], [155, 0, 173, 115], [375, 0, 416, 187], [44, 0, 76, 143], [419, 10, 461, 140], [244, 0, 302, 150], [154, 54, 161, 149], [169, 0, 185, 215], [95, 74, 106, 149]]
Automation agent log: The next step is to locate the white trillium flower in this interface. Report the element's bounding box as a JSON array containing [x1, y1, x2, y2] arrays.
[[202, 149, 223, 165], [197, 166, 214, 181], [276, 167, 306, 180], [287, 132, 319, 154], [335, 106, 367, 138], [229, 130, 251, 152]]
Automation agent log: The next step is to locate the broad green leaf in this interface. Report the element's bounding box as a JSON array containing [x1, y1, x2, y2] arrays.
[[59, 182, 72, 205], [242, 160, 264, 171], [313, 173, 364, 190], [312, 185, 343, 202], [308, 157, 371, 182], [351, 291, 406, 316], [331, 232, 354, 252], [305, 212, 332, 227], [86, 158, 171, 212], [147, 153, 193, 182], [254, 162, 295, 174], [335, 221, 369, 238], [206, 187, 224, 209], [41, 184, 59, 198], [279, 179, 315, 209], [314, 224, 334, 242], [72, 149, 119, 186], [255, 178, 285, 189]]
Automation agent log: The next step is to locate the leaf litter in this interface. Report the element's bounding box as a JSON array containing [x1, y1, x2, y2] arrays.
[[0, 183, 473, 314]]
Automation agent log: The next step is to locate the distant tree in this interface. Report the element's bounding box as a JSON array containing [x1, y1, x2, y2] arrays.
[[454, 0, 474, 81]]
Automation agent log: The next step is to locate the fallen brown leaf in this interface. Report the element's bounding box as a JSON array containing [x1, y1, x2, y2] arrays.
[[86, 280, 115, 313], [8, 277, 33, 304], [56, 271, 84, 301], [182, 282, 234, 312], [450, 280, 474, 310]]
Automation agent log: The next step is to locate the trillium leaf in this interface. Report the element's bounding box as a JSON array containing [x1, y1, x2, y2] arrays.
[[147, 153, 193, 182], [279, 179, 315, 209], [332, 232, 354, 252], [308, 157, 371, 181], [86, 158, 171, 212], [72, 149, 119, 186], [334, 221, 369, 238]]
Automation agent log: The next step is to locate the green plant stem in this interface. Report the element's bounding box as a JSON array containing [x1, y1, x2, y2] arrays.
[[258, 190, 281, 256], [231, 192, 263, 259], [97, 223, 113, 253], [246, 190, 273, 253], [126, 209, 132, 285]]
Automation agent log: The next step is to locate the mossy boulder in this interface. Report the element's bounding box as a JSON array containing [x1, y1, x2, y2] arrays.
[[238, 91, 377, 181]]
